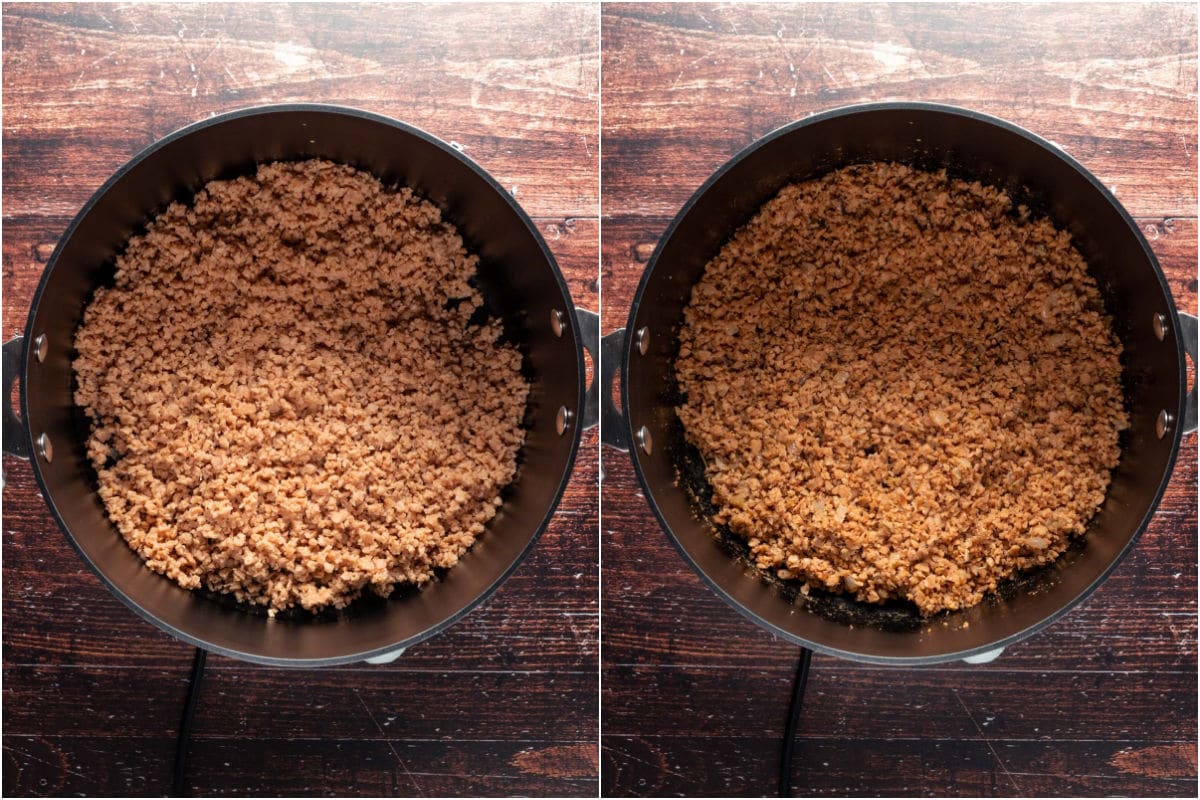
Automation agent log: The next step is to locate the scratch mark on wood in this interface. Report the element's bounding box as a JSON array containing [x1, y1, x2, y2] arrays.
[[954, 688, 1024, 794], [3, 744, 97, 785], [353, 688, 425, 797], [602, 743, 688, 781]]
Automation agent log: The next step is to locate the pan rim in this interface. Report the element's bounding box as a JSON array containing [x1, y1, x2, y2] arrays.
[[619, 100, 1187, 666], [19, 102, 586, 667]]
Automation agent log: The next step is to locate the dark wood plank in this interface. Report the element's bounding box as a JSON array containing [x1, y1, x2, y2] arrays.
[[602, 735, 1197, 798], [5, 735, 597, 798], [601, 3, 1198, 219], [600, 4, 1197, 797], [4, 664, 596, 741], [2, 3, 599, 220], [602, 664, 1194, 743], [2, 4, 598, 797]]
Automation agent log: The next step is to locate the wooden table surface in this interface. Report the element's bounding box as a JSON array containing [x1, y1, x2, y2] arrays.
[[5, 3, 1199, 799], [2, 4, 598, 797], [600, 3, 1197, 797]]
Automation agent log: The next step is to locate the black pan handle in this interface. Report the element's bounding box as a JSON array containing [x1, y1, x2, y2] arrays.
[[601, 328, 630, 451], [575, 308, 599, 431], [3, 336, 30, 460], [1180, 311, 1197, 436]]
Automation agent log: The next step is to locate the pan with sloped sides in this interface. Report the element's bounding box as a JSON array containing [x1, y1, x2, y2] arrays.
[[602, 102, 1196, 665]]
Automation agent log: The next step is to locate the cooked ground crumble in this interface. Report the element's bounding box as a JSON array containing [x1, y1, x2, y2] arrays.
[[675, 162, 1127, 615], [74, 159, 529, 614]]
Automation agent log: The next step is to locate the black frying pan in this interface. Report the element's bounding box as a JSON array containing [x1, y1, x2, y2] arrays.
[[2, 104, 599, 667], [602, 102, 1196, 665]]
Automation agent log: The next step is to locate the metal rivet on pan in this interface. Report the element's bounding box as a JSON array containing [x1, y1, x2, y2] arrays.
[[1152, 313, 1169, 341], [551, 309, 565, 338], [1156, 410, 1174, 439], [33, 334, 47, 363], [636, 425, 653, 455], [37, 433, 53, 463], [636, 326, 650, 356], [556, 406, 573, 435]]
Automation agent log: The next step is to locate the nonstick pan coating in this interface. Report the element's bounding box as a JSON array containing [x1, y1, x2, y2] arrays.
[[13, 105, 588, 666], [619, 102, 1190, 664]]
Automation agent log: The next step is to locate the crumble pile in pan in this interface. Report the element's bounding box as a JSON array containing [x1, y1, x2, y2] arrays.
[[75, 159, 529, 614], [676, 162, 1127, 615]]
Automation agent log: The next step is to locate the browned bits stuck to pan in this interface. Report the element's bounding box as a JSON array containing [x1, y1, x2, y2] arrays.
[[675, 162, 1127, 615], [74, 160, 530, 615]]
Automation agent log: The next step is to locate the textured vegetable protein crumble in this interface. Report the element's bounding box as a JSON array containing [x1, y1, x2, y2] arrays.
[[74, 160, 529, 614], [675, 163, 1127, 615]]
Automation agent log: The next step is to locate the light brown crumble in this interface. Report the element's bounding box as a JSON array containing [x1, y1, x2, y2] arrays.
[[675, 162, 1127, 615], [74, 159, 529, 614]]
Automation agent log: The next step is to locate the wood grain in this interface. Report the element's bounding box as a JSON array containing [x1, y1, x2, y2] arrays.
[[602, 735, 1197, 798], [5, 735, 597, 797], [602, 665, 1194, 742], [4, 665, 597, 740], [602, 2, 1198, 219], [2, 4, 599, 797], [2, 3, 599, 220], [600, 3, 1197, 797]]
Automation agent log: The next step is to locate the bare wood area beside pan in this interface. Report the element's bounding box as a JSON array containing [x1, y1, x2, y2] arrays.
[[2, 4, 599, 797], [600, 3, 1197, 797]]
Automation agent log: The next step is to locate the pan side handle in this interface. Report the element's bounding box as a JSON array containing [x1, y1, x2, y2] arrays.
[[600, 328, 629, 451], [575, 308, 600, 431], [1178, 312, 1197, 436], [3, 336, 30, 460]]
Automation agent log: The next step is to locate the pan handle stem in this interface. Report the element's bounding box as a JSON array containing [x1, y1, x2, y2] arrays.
[[575, 309, 600, 431], [600, 328, 630, 451], [363, 647, 407, 664], [1178, 312, 1197, 436], [3, 336, 30, 460], [961, 646, 1004, 664]]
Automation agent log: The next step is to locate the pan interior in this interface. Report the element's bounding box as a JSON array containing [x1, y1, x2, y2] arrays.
[[24, 107, 581, 664], [626, 105, 1182, 662]]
